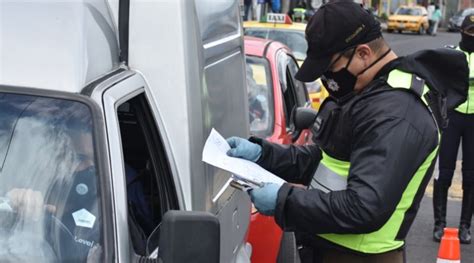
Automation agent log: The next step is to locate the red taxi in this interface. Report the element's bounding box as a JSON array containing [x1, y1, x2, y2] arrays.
[[245, 36, 311, 263]]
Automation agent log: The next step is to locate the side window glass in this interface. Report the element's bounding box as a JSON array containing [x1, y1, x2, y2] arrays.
[[277, 51, 297, 127], [116, 93, 178, 256], [277, 51, 290, 124], [0, 93, 103, 263], [246, 56, 274, 137], [287, 57, 308, 106]]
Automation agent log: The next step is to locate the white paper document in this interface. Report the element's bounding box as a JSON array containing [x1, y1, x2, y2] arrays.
[[202, 129, 285, 187]]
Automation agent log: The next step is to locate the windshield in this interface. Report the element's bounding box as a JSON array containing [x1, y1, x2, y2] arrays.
[[0, 93, 103, 262], [396, 7, 422, 16], [246, 56, 274, 137], [245, 29, 308, 61]]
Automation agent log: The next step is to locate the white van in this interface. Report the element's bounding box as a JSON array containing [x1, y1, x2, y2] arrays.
[[0, 0, 251, 262]]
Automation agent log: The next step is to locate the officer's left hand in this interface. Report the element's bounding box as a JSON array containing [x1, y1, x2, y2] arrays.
[[249, 183, 281, 216]]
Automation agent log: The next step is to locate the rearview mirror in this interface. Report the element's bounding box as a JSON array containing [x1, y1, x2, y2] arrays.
[[157, 210, 220, 263], [294, 107, 318, 130]]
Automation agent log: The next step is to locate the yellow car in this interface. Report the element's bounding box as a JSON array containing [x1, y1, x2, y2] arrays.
[[244, 19, 328, 110], [387, 5, 429, 34]]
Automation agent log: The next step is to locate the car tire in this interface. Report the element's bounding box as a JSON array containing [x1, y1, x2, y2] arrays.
[[398, 30, 403, 34], [277, 232, 300, 263], [387, 29, 394, 33]]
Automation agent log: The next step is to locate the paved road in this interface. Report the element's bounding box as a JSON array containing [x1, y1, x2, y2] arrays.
[[382, 31, 474, 262], [383, 31, 460, 56]]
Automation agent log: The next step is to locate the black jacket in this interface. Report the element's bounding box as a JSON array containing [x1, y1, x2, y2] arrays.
[[250, 48, 468, 241]]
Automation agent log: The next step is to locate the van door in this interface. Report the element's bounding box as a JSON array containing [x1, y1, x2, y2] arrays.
[[92, 72, 183, 262]]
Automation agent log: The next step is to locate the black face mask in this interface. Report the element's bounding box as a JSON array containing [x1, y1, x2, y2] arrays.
[[460, 33, 474, 53], [321, 47, 392, 102]]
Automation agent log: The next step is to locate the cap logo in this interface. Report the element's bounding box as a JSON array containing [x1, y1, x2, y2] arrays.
[[345, 24, 366, 43], [470, 16, 474, 22]]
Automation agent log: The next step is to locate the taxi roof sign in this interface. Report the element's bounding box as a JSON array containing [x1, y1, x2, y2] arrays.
[[266, 13, 292, 24]]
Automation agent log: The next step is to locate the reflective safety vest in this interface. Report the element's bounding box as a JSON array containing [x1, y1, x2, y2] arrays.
[[310, 70, 439, 254], [292, 8, 306, 21], [455, 47, 474, 114]]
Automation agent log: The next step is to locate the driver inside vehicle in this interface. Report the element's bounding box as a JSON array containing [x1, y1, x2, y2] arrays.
[[5, 129, 103, 263], [0, 95, 103, 263]]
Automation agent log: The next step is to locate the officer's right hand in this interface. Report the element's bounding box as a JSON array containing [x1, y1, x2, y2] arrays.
[[226, 137, 262, 162]]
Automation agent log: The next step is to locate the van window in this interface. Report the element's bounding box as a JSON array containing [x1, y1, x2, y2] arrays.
[[0, 92, 103, 262], [116, 93, 178, 256], [246, 56, 274, 137]]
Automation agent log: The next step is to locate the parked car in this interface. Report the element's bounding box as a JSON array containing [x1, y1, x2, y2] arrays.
[[244, 15, 328, 110], [448, 8, 474, 32], [245, 36, 312, 263], [387, 5, 429, 34], [0, 0, 251, 262]]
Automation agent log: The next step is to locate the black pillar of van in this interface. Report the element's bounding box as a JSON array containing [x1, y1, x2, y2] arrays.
[[119, 0, 130, 64]]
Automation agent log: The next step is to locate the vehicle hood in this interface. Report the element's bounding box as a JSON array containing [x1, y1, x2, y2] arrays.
[[389, 15, 423, 22], [380, 48, 468, 111]]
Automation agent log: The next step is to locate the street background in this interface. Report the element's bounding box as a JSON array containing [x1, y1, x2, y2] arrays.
[[244, 0, 474, 28]]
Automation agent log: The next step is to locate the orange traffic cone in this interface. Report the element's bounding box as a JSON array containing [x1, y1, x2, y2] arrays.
[[437, 228, 461, 263]]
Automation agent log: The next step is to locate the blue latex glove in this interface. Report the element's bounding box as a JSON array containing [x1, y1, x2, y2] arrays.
[[226, 137, 262, 162], [249, 183, 281, 216]]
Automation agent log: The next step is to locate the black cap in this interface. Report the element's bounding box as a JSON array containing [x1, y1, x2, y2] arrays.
[[461, 14, 474, 31], [296, 1, 382, 82]]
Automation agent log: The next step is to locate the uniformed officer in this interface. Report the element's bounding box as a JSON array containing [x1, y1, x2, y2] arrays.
[[433, 15, 474, 244], [227, 2, 468, 262]]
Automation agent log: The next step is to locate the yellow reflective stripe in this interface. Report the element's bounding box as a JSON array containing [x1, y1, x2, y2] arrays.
[[454, 47, 474, 114], [318, 146, 439, 254], [315, 69, 441, 254], [387, 70, 429, 105], [455, 47, 474, 77], [386, 70, 411, 90], [311, 162, 348, 192], [320, 151, 350, 177]]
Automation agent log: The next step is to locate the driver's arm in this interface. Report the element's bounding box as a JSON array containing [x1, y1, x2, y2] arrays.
[[6, 188, 55, 220]]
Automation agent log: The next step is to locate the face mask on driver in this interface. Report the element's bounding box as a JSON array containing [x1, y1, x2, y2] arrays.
[[321, 46, 391, 101]]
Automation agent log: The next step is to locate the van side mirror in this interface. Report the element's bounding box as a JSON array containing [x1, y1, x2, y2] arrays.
[[157, 210, 220, 263], [294, 107, 318, 131]]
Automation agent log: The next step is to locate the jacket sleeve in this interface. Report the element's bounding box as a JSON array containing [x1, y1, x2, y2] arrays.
[[249, 137, 322, 185], [274, 91, 439, 234]]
